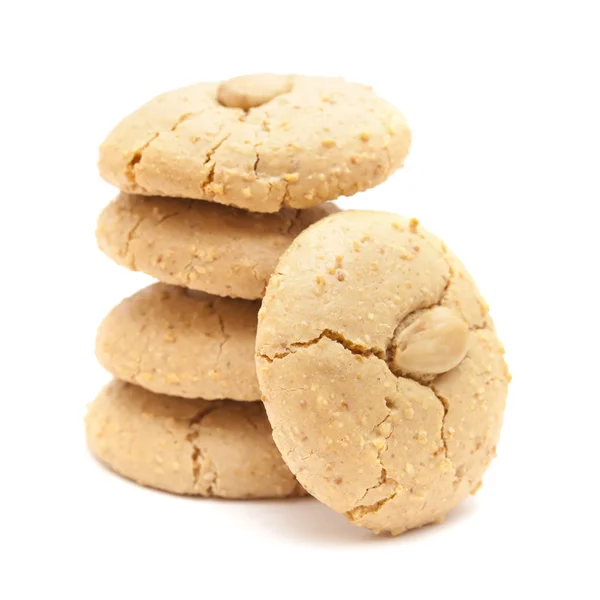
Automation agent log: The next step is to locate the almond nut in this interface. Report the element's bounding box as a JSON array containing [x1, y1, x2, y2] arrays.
[[392, 306, 469, 376], [217, 74, 293, 110]]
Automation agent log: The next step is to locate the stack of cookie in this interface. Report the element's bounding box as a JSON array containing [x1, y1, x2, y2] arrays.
[[87, 74, 412, 500]]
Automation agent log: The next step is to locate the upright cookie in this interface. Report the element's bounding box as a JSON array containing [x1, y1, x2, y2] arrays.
[[99, 75, 411, 212], [96, 193, 338, 299], [86, 380, 305, 499], [256, 211, 509, 535], [96, 283, 260, 401]]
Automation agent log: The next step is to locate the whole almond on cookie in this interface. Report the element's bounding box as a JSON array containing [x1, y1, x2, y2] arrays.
[[392, 306, 469, 376], [217, 74, 294, 110]]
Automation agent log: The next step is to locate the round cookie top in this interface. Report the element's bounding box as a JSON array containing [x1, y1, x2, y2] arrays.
[[96, 193, 338, 299], [96, 283, 260, 401], [256, 211, 509, 535], [86, 380, 305, 499], [99, 75, 411, 212]]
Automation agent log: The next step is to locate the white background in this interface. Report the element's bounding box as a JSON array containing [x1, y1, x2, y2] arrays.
[[2, 1, 598, 598]]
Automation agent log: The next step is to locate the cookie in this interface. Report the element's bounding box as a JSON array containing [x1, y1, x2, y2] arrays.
[[96, 283, 260, 401], [96, 193, 338, 299], [86, 380, 305, 499], [256, 211, 509, 535], [98, 75, 411, 212]]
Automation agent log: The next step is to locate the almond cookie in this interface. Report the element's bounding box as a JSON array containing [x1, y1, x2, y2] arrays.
[[98, 75, 411, 212], [86, 380, 305, 499], [96, 283, 259, 401], [256, 211, 509, 535], [96, 193, 338, 299]]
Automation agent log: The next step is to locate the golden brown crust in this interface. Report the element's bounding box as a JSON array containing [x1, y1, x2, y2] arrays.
[[96, 193, 338, 299], [256, 211, 509, 534], [98, 76, 410, 212], [96, 284, 260, 401], [86, 380, 306, 499]]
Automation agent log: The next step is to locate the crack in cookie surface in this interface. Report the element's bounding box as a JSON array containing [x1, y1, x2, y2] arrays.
[[350, 404, 398, 510], [186, 405, 221, 493], [128, 111, 197, 190], [260, 325, 456, 516], [260, 328, 385, 363]]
